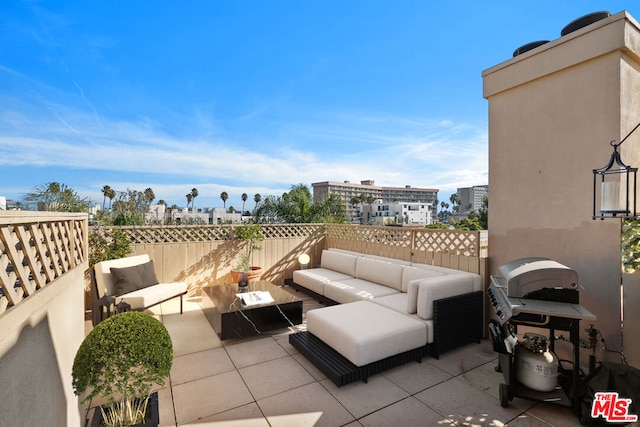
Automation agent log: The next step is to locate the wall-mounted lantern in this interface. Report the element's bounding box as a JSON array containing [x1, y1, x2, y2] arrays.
[[592, 123, 640, 220]]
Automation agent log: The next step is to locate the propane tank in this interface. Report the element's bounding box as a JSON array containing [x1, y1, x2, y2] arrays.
[[515, 346, 559, 392]]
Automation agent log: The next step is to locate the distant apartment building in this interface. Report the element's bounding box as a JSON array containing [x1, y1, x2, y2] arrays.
[[312, 180, 438, 223], [360, 199, 434, 226], [457, 185, 488, 214], [148, 205, 243, 225]]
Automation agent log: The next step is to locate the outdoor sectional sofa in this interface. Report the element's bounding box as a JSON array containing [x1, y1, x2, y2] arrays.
[[289, 248, 483, 386]]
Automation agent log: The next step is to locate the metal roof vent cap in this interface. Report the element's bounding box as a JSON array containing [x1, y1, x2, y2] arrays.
[[513, 40, 550, 57], [561, 11, 611, 36]]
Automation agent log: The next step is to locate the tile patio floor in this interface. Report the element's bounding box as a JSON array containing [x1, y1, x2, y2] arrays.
[[84, 286, 587, 427]]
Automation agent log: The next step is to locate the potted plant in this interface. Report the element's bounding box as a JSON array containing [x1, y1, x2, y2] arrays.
[[72, 311, 173, 427], [231, 223, 265, 283]]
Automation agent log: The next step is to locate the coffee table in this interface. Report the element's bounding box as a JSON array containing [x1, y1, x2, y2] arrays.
[[201, 280, 303, 340]]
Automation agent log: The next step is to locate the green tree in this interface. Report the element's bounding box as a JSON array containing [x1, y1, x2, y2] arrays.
[[450, 193, 461, 213], [110, 189, 153, 225], [479, 195, 488, 230], [241, 193, 248, 214], [451, 217, 482, 230], [425, 222, 451, 229], [144, 188, 155, 205], [24, 182, 92, 212], [190, 188, 198, 210], [106, 187, 116, 209], [186, 193, 193, 211], [220, 191, 228, 208], [254, 184, 345, 224], [101, 185, 112, 210], [254, 193, 261, 211]]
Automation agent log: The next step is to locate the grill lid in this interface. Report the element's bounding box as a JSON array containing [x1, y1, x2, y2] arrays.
[[498, 257, 578, 298]]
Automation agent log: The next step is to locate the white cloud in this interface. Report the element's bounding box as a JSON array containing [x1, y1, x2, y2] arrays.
[[1, 86, 488, 208]]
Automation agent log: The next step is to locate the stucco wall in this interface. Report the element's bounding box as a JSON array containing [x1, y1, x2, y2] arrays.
[[0, 263, 87, 427], [483, 11, 640, 366]]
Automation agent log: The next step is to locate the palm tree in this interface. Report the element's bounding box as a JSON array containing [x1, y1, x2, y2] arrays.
[[190, 188, 198, 210], [450, 193, 461, 213], [186, 193, 193, 211], [101, 185, 112, 210], [241, 193, 248, 214], [220, 191, 228, 209], [106, 188, 116, 209], [254, 193, 261, 211]]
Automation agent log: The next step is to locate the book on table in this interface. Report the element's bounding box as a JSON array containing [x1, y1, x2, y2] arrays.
[[236, 291, 275, 306]]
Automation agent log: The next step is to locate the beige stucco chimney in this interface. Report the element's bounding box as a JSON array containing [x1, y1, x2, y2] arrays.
[[483, 10, 640, 365]]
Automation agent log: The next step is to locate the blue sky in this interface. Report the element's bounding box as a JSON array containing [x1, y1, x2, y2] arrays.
[[2, 1, 637, 211]]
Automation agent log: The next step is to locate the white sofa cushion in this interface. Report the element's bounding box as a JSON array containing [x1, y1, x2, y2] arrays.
[[321, 250, 358, 277], [416, 274, 478, 320], [293, 268, 353, 295], [355, 257, 404, 291], [401, 266, 445, 292], [117, 282, 188, 310], [370, 294, 435, 344], [406, 280, 420, 313], [306, 301, 427, 366], [324, 278, 399, 304]]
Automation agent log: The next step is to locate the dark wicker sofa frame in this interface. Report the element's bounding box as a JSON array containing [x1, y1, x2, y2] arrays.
[[288, 288, 483, 386]]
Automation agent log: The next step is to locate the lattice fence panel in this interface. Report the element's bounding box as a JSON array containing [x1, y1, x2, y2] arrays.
[[118, 224, 324, 244], [0, 215, 87, 314], [413, 229, 480, 256], [325, 225, 483, 255]]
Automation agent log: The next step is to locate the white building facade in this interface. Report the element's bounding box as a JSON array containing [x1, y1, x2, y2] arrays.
[[359, 199, 433, 226]]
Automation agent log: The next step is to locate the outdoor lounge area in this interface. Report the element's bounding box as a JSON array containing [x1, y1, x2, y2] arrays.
[[2, 212, 630, 426], [81, 290, 586, 426]]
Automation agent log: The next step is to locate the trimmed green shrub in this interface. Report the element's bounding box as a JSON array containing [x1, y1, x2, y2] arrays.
[[72, 312, 172, 426]]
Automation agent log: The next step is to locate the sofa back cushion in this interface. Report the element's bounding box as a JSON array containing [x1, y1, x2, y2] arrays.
[[401, 266, 445, 293], [406, 280, 421, 313], [416, 274, 477, 320], [320, 250, 358, 277], [329, 249, 412, 266], [355, 257, 404, 291]]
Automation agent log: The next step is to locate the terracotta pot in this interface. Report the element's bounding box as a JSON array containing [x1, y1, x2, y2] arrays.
[[230, 266, 263, 283]]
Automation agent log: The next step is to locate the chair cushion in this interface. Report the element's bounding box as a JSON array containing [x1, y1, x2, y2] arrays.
[[117, 282, 187, 310], [306, 301, 427, 366], [110, 261, 159, 297]]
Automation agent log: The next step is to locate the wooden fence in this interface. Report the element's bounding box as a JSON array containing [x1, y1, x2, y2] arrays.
[[115, 223, 488, 297], [0, 212, 88, 315]]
